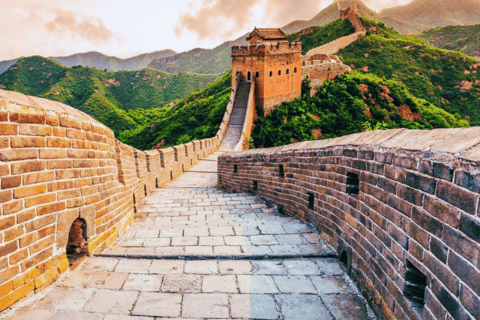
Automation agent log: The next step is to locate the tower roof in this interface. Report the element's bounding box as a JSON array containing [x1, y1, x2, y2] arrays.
[[246, 28, 287, 42]]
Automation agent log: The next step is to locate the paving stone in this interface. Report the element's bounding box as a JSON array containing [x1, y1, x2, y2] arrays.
[[234, 225, 260, 235], [135, 230, 160, 238], [115, 259, 152, 273], [182, 294, 229, 318], [85, 272, 128, 290], [203, 275, 238, 293], [6, 309, 53, 320], [143, 238, 171, 247], [83, 289, 138, 314], [276, 234, 310, 245], [162, 274, 202, 293], [274, 276, 317, 293], [310, 276, 353, 294], [199, 236, 225, 246], [185, 246, 213, 255], [258, 224, 287, 235], [210, 226, 235, 236], [185, 260, 218, 274], [250, 235, 278, 245], [276, 294, 333, 320], [283, 223, 313, 234], [58, 272, 91, 287], [81, 257, 118, 272], [132, 292, 182, 317], [171, 236, 198, 246], [126, 247, 156, 255], [302, 233, 322, 244], [315, 260, 344, 276], [214, 245, 242, 254], [155, 246, 185, 255], [298, 244, 327, 255], [230, 294, 280, 319], [284, 260, 322, 275], [242, 245, 272, 255], [252, 260, 287, 275], [35, 287, 95, 311], [49, 312, 103, 320], [238, 275, 279, 293], [123, 274, 163, 291], [184, 227, 209, 237], [149, 260, 184, 274], [218, 261, 252, 274], [104, 316, 151, 320], [160, 228, 183, 237], [322, 294, 369, 320], [270, 244, 302, 255]]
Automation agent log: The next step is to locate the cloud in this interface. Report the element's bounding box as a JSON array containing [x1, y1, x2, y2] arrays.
[[45, 9, 123, 45], [175, 0, 326, 40]]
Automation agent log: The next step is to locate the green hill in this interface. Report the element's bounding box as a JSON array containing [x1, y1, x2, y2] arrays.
[[419, 25, 480, 59], [253, 18, 477, 147], [252, 72, 468, 148], [119, 72, 232, 150], [0, 56, 220, 137]]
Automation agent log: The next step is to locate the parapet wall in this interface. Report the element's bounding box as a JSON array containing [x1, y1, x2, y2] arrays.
[[232, 41, 302, 57], [218, 128, 480, 320], [0, 88, 225, 311]]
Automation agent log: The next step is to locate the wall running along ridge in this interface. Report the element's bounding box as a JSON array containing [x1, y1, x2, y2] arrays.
[[0, 83, 238, 311], [218, 128, 480, 320]]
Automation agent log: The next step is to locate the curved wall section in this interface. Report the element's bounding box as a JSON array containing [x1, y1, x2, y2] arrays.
[[218, 128, 480, 320], [0, 89, 221, 311]]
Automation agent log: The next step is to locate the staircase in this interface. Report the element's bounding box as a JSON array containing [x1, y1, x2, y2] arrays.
[[219, 81, 251, 152]]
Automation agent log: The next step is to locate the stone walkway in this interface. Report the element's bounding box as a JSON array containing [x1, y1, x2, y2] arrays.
[[3, 152, 376, 320]]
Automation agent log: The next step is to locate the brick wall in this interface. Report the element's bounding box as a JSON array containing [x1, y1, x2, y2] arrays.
[[306, 31, 366, 56], [0, 88, 225, 311], [218, 128, 480, 320]]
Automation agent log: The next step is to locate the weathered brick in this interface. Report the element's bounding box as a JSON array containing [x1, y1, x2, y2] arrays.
[[424, 288, 447, 319], [18, 124, 52, 136], [37, 202, 65, 216], [17, 208, 36, 224], [66, 129, 86, 140], [25, 215, 56, 233], [459, 284, 480, 320], [378, 177, 396, 194], [430, 236, 449, 263], [411, 207, 443, 238], [0, 124, 18, 135], [25, 193, 56, 208], [19, 232, 37, 248], [403, 218, 429, 249], [437, 287, 464, 320], [47, 137, 71, 148], [23, 171, 54, 185], [385, 165, 406, 183], [454, 170, 480, 194], [1, 176, 21, 189], [38, 149, 67, 159], [57, 189, 80, 200], [47, 160, 73, 170], [0, 137, 8, 149], [11, 160, 46, 174], [458, 213, 480, 244], [436, 180, 478, 215], [374, 152, 393, 164], [55, 169, 80, 180], [443, 225, 478, 263], [4, 225, 23, 242], [433, 162, 454, 181], [38, 225, 55, 239], [393, 155, 417, 170], [53, 127, 65, 137], [397, 185, 424, 206], [424, 251, 459, 295], [0, 149, 37, 161], [60, 118, 82, 129], [9, 249, 28, 265], [405, 172, 436, 194], [0, 216, 15, 231], [46, 116, 59, 126], [387, 194, 412, 217], [423, 195, 460, 228], [10, 113, 45, 124], [2, 200, 23, 215], [0, 241, 18, 256], [448, 250, 480, 297], [14, 184, 46, 199], [386, 222, 409, 250]]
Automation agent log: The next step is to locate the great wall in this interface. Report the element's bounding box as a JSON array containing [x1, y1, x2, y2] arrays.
[[1, 4, 479, 320]]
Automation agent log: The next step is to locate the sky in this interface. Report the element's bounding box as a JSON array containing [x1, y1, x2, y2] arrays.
[[0, 0, 412, 61]]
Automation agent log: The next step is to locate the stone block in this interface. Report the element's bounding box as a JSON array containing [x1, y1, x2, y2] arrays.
[[436, 181, 478, 215]]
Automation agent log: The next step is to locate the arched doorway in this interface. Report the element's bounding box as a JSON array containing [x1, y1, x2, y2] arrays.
[[66, 218, 87, 266]]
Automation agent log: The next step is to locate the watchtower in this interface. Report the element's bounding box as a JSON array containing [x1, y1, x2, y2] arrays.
[[232, 28, 303, 115]]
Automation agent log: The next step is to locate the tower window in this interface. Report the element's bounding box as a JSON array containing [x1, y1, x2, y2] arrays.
[[279, 164, 284, 178], [278, 70, 282, 76], [234, 165, 238, 173], [308, 193, 314, 210], [294, 67, 298, 73], [403, 260, 427, 311], [255, 72, 259, 78], [253, 181, 258, 191], [270, 71, 273, 77], [346, 173, 359, 196], [286, 69, 290, 75], [247, 71, 251, 81]]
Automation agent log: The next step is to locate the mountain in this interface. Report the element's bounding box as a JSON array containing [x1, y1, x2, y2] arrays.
[[0, 50, 176, 75], [148, 37, 246, 74], [51, 50, 176, 71], [419, 24, 480, 59], [0, 56, 219, 137], [381, 0, 480, 32]]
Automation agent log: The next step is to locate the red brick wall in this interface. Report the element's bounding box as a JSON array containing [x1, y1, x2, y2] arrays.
[[0, 90, 222, 311], [219, 128, 480, 320]]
